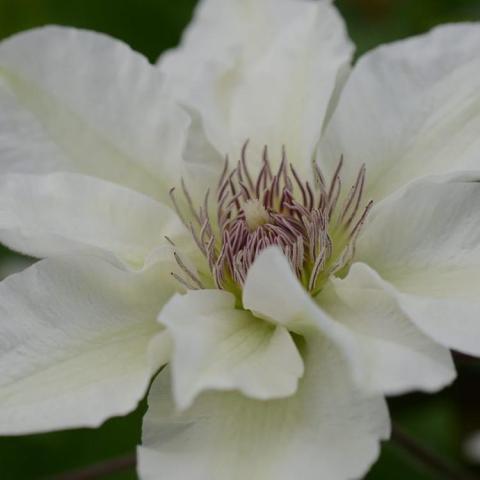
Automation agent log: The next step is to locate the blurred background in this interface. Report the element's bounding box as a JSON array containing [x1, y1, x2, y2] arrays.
[[1, 0, 480, 478]]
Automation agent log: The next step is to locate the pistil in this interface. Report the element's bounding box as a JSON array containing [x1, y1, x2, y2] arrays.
[[242, 199, 270, 231]]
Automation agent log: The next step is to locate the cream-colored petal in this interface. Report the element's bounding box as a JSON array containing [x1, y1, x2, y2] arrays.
[[357, 178, 480, 356], [180, 107, 225, 203], [242, 247, 367, 387], [320, 263, 455, 395], [159, 0, 353, 174], [228, 1, 353, 174], [320, 23, 480, 203], [243, 247, 337, 333], [0, 173, 184, 266], [159, 289, 303, 410], [0, 253, 176, 434], [0, 26, 189, 200], [138, 336, 389, 480], [244, 246, 455, 396]]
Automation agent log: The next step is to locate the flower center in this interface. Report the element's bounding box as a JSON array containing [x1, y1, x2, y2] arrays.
[[170, 142, 372, 299]]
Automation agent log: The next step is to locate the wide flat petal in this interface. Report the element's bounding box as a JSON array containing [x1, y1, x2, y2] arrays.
[[0, 173, 184, 266], [320, 23, 480, 203], [138, 336, 389, 480], [357, 178, 480, 356], [0, 26, 189, 200], [159, 0, 353, 174], [244, 247, 455, 396], [242, 247, 367, 386], [159, 289, 303, 410], [320, 264, 455, 395], [228, 1, 353, 174], [180, 107, 225, 203], [0, 252, 176, 434]]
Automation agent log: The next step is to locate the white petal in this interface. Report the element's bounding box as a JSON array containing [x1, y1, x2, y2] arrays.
[[0, 253, 176, 434], [160, 0, 353, 173], [320, 263, 455, 395], [228, 1, 353, 173], [243, 247, 366, 386], [244, 247, 455, 396], [0, 173, 184, 266], [158, 0, 241, 143], [0, 26, 189, 200], [321, 23, 480, 203], [180, 107, 225, 203], [357, 178, 480, 356], [138, 337, 389, 480], [159, 289, 303, 410]]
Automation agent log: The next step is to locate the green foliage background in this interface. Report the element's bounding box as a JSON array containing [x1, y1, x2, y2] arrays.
[[1, 0, 480, 478]]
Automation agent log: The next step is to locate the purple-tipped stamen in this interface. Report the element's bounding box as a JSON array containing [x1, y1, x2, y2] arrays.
[[170, 142, 372, 297]]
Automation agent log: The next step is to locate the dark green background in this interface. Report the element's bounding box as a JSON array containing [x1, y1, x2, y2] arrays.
[[1, 0, 480, 478]]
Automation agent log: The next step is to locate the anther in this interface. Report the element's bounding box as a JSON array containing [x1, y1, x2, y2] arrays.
[[169, 144, 372, 297]]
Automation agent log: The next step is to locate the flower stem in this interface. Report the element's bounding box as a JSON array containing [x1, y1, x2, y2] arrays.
[[392, 423, 477, 480], [51, 452, 136, 480]]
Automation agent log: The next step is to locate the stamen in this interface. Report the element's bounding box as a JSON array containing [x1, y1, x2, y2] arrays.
[[181, 178, 201, 226], [170, 146, 372, 297], [170, 272, 199, 291], [240, 140, 255, 191], [173, 251, 204, 290]]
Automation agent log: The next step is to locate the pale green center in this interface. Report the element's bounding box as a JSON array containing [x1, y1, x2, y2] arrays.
[[242, 199, 270, 231]]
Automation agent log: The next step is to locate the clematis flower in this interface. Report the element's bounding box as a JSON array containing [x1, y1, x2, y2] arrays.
[[1, 0, 480, 479]]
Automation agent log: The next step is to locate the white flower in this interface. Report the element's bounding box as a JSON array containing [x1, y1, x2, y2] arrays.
[[0, 1, 480, 479]]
